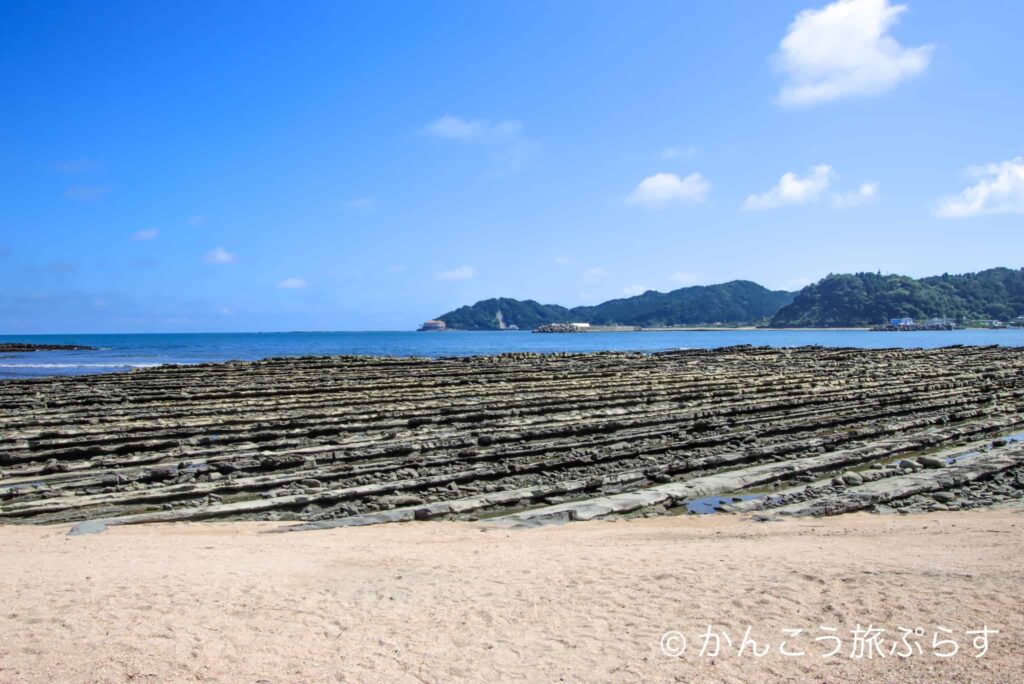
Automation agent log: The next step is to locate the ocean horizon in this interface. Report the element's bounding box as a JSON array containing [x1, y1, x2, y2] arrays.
[[4, 328, 1024, 379]]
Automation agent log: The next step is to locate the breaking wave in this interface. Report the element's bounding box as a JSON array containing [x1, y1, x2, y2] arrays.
[[0, 363, 164, 369]]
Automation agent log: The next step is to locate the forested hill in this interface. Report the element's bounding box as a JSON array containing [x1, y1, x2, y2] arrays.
[[436, 281, 795, 330], [769, 268, 1024, 327], [437, 298, 573, 331]]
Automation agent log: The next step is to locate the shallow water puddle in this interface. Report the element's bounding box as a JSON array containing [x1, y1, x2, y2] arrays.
[[686, 494, 761, 515]]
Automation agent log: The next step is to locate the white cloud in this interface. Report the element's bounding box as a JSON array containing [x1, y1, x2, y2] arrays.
[[204, 247, 237, 264], [935, 158, 1024, 218], [435, 265, 476, 281], [132, 228, 159, 241], [776, 0, 933, 107], [669, 271, 700, 285], [220, 307, 233, 316], [626, 172, 710, 207], [188, 215, 207, 226], [831, 181, 879, 208], [423, 115, 522, 142], [582, 267, 609, 283], [622, 285, 649, 297], [744, 164, 834, 210], [277, 277, 307, 289]]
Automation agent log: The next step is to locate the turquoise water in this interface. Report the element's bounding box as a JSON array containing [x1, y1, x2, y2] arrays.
[[2, 329, 1024, 379]]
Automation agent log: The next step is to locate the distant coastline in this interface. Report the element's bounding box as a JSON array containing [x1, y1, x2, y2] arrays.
[[417, 325, 1019, 333], [430, 267, 1024, 331]]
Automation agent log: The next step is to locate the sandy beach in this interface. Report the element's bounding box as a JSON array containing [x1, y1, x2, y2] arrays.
[[3, 348, 1023, 682], [1, 511, 1021, 683]]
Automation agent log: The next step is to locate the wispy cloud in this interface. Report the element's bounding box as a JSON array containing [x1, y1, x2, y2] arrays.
[[132, 228, 159, 241], [744, 164, 833, 210], [423, 115, 522, 142], [626, 172, 710, 208], [831, 181, 879, 208], [277, 277, 307, 289], [423, 115, 537, 172], [54, 159, 99, 174], [775, 0, 933, 107], [435, 265, 476, 281], [661, 146, 699, 160], [188, 215, 207, 226], [934, 158, 1024, 218], [204, 247, 237, 264], [65, 185, 111, 201], [424, 115, 484, 140], [583, 267, 609, 283]]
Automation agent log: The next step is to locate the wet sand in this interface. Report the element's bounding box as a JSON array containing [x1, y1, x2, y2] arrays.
[[1, 511, 1021, 683]]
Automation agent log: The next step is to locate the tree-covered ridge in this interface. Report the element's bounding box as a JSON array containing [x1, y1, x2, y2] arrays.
[[437, 281, 795, 330], [437, 298, 572, 330], [571, 280, 794, 327], [769, 268, 1024, 327]]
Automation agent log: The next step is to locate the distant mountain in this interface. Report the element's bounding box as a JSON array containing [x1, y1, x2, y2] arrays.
[[770, 267, 1024, 327], [436, 281, 796, 330]]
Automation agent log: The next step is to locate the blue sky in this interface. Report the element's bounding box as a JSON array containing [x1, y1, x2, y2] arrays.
[[2, 0, 1022, 333]]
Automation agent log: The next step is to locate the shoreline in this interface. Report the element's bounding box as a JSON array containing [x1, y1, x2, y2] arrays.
[[2, 511, 1021, 682], [437, 326, 1019, 332]]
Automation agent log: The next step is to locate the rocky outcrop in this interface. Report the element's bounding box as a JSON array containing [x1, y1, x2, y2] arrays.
[[1, 345, 1023, 528], [532, 323, 587, 333], [0, 343, 97, 352]]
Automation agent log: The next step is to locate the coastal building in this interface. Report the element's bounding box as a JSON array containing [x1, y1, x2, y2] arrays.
[[418, 320, 447, 331]]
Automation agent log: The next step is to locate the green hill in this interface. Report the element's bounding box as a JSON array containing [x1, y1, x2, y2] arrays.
[[437, 298, 572, 331], [434, 268, 1024, 330], [769, 267, 1024, 327], [436, 281, 795, 330]]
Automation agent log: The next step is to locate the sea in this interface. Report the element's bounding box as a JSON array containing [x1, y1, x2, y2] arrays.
[[3, 329, 1024, 380]]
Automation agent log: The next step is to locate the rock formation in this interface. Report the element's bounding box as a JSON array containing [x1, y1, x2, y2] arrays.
[[1, 345, 1022, 529]]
